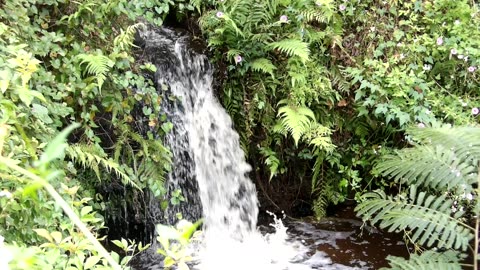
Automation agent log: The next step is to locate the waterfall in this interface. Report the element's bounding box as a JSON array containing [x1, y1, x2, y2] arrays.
[[140, 27, 258, 235], [135, 27, 311, 270]]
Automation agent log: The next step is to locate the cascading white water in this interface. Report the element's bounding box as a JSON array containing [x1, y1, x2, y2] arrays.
[[139, 27, 312, 270]]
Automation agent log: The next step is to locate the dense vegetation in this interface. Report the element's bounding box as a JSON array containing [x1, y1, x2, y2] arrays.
[[1, 0, 479, 269]]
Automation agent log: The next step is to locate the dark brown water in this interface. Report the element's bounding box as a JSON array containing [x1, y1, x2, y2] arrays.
[[281, 206, 410, 269]]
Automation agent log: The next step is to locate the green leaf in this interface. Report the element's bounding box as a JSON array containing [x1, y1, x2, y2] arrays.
[[84, 256, 102, 269], [81, 206, 93, 217], [111, 239, 126, 250], [33, 228, 53, 242], [36, 123, 81, 168], [32, 103, 53, 124], [164, 256, 175, 268]]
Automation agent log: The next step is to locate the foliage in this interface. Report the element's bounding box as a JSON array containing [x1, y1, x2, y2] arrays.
[[382, 250, 462, 270], [155, 220, 203, 270], [356, 126, 480, 269], [0, 0, 184, 268], [0, 124, 134, 269], [196, 0, 341, 215], [194, 0, 480, 218], [341, 0, 480, 127]]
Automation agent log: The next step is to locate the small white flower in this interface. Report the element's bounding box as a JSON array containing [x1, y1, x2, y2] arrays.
[[454, 20, 460, 25], [458, 54, 464, 59], [399, 53, 405, 59], [423, 64, 432, 71], [466, 193, 474, 200]]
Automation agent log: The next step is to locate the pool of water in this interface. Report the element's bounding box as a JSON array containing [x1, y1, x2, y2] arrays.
[[131, 206, 410, 270]]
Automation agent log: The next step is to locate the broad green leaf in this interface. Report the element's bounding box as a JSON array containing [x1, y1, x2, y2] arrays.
[[84, 256, 102, 269], [50, 231, 62, 243], [36, 123, 80, 168], [34, 228, 53, 242], [164, 256, 175, 268], [81, 206, 93, 217], [0, 79, 9, 93], [111, 239, 125, 249], [32, 103, 53, 124]]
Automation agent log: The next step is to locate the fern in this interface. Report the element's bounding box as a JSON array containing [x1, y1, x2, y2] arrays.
[[312, 193, 328, 219], [113, 23, 144, 52], [381, 250, 462, 270], [378, 145, 477, 194], [274, 102, 315, 146], [227, 49, 243, 61], [66, 144, 139, 189], [330, 66, 350, 93], [376, 126, 480, 194], [189, 0, 202, 13], [300, 10, 331, 23], [247, 1, 271, 29], [356, 126, 480, 268], [268, 39, 310, 62], [311, 151, 325, 192], [250, 58, 276, 76], [356, 187, 473, 250], [304, 123, 335, 152], [259, 147, 281, 180], [77, 53, 114, 90], [408, 126, 480, 162]]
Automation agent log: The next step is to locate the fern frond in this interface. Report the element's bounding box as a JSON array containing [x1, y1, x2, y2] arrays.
[[207, 36, 224, 47], [259, 147, 281, 180], [377, 145, 477, 193], [312, 194, 328, 219], [376, 126, 480, 194], [275, 103, 315, 146], [408, 126, 480, 162], [137, 158, 165, 183], [311, 151, 324, 191], [226, 49, 243, 61], [330, 66, 350, 93], [305, 124, 335, 152], [268, 39, 310, 62], [356, 187, 474, 251], [113, 23, 144, 52], [381, 250, 462, 270], [299, 10, 330, 23], [77, 53, 114, 90], [250, 33, 273, 42], [250, 58, 276, 76], [289, 71, 307, 87], [247, 1, 271, 29], [66, 144, 139, 189], [189, 0, 202, 13]]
